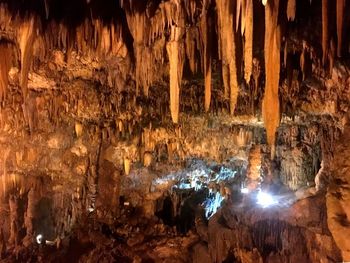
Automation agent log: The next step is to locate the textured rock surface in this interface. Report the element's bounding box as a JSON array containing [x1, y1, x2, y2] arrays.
[[0, 0, 349, 262], [327, 118, 350, 261]]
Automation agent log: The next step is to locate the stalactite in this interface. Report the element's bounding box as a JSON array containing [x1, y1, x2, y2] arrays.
[[222, 66, 230, 99], [216, 0, 239, 114], [123, 10, 148, 96], [336, 0, 345, 57], [124, 157, 131, 175], [287, 0, 296, 21], [200, 0, 212, 112], [329, 38, 335, 74], [75, 122, 83, 137], [284, 39, 288, 67], [236, 0, 242, 32], [18, 17, 35, 99], [185, 27, 198, 74], [143, 152, 152, 167], [44, 0, 49, 19], [322, 0, 328, 65], [300, 41, 306, 81], [244, 0, 253, 83], [0, 42, 11, 102], [167, 25, 185, 124], [262, 0, 281, 159]]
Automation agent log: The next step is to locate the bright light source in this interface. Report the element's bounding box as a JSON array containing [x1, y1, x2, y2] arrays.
[[88, 207, 94, 212], [203, 192, 224, 219], [241, 188, 249, 194], [256, 191, 277, 208], [36, 234, 43, 244]]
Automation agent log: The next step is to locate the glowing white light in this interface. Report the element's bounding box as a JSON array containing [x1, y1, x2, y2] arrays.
[[36, 234, 43, 244], [203, 192, 224, 218], [262, 0, 267, 6], [241, 188, 249, 194], [256, 191, 277, 208], [88, 207, 94, 212]]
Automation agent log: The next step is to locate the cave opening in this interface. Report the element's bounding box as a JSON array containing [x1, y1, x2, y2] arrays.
[[156, 195, 174, 226]]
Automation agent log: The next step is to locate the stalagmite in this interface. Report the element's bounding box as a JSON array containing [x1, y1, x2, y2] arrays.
[[262, 0, 281, 159], [247, 145, 261, 189], [287, 0, 296, 21], [18, 17, 35, 99], [9, 195, 18, 246], [336, 0, 345, 57], [166, 25, 185, 124], [322, 0, 328, 65], [244, 0, 253, 83], [216, 0, 239, 114]]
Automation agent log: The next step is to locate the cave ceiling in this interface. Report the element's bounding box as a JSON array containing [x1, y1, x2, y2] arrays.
[[0, 0, 348, 154]]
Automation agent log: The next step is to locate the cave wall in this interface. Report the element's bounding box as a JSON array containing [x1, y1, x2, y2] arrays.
[[0, 0, 349, 261]]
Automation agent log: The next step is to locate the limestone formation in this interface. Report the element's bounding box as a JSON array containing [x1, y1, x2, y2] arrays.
[[0, 1, 348, 262]]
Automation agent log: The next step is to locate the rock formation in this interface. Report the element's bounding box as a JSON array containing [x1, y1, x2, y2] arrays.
[[0, 0, 349, 262]]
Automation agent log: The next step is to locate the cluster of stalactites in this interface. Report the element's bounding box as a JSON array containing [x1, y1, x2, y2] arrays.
[[215, 0, 255, 114], [0, 3, 127, 99], [122, 0, 215, 120], [122, 0, 187, 98], [0, 0, 349, 148], [322, 0, 345, 66], [216, 0, 239, 115], [0, 9, 36, 101]]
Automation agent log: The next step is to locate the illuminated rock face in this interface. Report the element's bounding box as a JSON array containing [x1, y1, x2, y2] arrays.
[[327, 121, 350, 261], [0, 0, 349, 262]]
